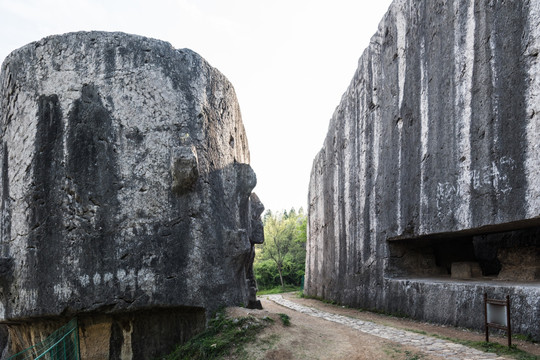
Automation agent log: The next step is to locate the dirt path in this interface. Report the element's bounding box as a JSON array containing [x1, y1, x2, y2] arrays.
[[229, 298, 441, 360], [225, 293, 540, 360], [276, 293, 540, 358]]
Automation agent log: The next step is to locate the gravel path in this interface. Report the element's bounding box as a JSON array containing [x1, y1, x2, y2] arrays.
[[265, 294, 509, 360]]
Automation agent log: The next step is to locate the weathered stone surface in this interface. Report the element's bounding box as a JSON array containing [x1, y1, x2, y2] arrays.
[[306, 0, 540, 340], [0, 31, 262, 358], [246, 193, 265, 309], [497, 247, 540, 281], [450, 262, 482, 279], [7, 309, 205, 360]]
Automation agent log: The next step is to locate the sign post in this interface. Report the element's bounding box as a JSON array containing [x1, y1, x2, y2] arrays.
[[484, 293, 512, 347]]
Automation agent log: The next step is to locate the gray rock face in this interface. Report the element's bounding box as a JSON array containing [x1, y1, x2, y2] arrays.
[[0, 31, 263, 358], [307, 0, 540, 339]]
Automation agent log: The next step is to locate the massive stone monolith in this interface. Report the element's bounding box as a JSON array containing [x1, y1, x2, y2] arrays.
[[307, 0, 540, 339], [0, 31, 263, 359]]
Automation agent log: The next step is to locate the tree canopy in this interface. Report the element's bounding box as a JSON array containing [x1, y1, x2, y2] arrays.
[[254, 208, 307, 290]]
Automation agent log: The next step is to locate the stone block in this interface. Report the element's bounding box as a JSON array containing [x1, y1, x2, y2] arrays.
[[450, 262, 482, 279]]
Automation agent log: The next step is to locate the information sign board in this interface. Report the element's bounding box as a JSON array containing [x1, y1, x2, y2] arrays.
[[484, 293, 512, 347]]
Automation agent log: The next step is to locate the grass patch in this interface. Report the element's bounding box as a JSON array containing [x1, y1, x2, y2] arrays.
[[278, 313, 291, 326], [257, 285, 301, 295], [163, 308, 272, 360], [383, 344, 425, 360], [513, 333, 538, 344], [406, 329, 427, 336], [403, 350, 424, 360], [299, 292, 339, 305], [300, 292, 411, 317], [258, 333, 280, 351], [458, 340, 538, 360]]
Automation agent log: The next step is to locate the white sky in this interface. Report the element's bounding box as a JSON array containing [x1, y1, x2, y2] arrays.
[[0, 0, 394, 212]]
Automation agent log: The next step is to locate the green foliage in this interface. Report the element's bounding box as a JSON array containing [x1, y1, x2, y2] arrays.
[[513, 333, 538, 344], [254, 208, 307, 290], [278, 313, 291, 326], [453, 341, 538, 360], [257, 285, 301, 295], [298, 292, 342, 307], [163, 309, 272, 360], [403, 350, 424, 360], [253, 259, 281, 289], [383, 344, 425, 360]]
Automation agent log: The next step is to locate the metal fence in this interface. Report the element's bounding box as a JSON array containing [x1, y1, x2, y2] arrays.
[[8, 318, 80, 360]]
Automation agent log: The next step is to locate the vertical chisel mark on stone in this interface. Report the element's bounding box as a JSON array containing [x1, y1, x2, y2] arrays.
[[490, 1, 528, 221], [396, 117, 403, 235], [369, 49, 381, 256], [395, 1, 407, 235], [454, 0, 475, 229], [419, 32, 429, 235], [32, 94, 64, 311], [1, 144, 10, 257], [526, 1, 540, 217], [66, 84, 120, 274], [396, 0, 407, 110]]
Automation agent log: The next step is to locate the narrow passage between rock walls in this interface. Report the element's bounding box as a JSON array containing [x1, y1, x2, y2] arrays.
[[264, 295, 509, 360]]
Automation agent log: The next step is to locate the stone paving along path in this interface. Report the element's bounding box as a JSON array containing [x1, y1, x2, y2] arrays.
[[265, 295, 508, 360]]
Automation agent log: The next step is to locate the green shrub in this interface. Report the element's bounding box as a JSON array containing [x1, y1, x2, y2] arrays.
[[163, 309, 272, 360], [278, 313, 291, 326], [256, 284, 300, 295], [254, 208, 307, 290]]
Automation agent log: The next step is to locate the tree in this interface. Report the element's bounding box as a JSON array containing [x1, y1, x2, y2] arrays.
[[254, 208, 307, 289], [263, 214, 294, 288]]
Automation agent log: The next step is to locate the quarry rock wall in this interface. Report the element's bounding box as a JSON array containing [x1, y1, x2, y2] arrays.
[[0, 31, 262, 358], [307, 0, 540, 339]]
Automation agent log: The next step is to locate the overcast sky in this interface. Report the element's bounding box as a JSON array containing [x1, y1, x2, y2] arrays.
[[0, 0, 394, 212]]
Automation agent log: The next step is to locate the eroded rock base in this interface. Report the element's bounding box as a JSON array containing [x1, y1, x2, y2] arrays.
[[385, 279, 540, 340], [6, 307, 205, 360]]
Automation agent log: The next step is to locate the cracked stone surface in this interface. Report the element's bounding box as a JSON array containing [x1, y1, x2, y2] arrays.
[[0, 31, 263, 359]]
